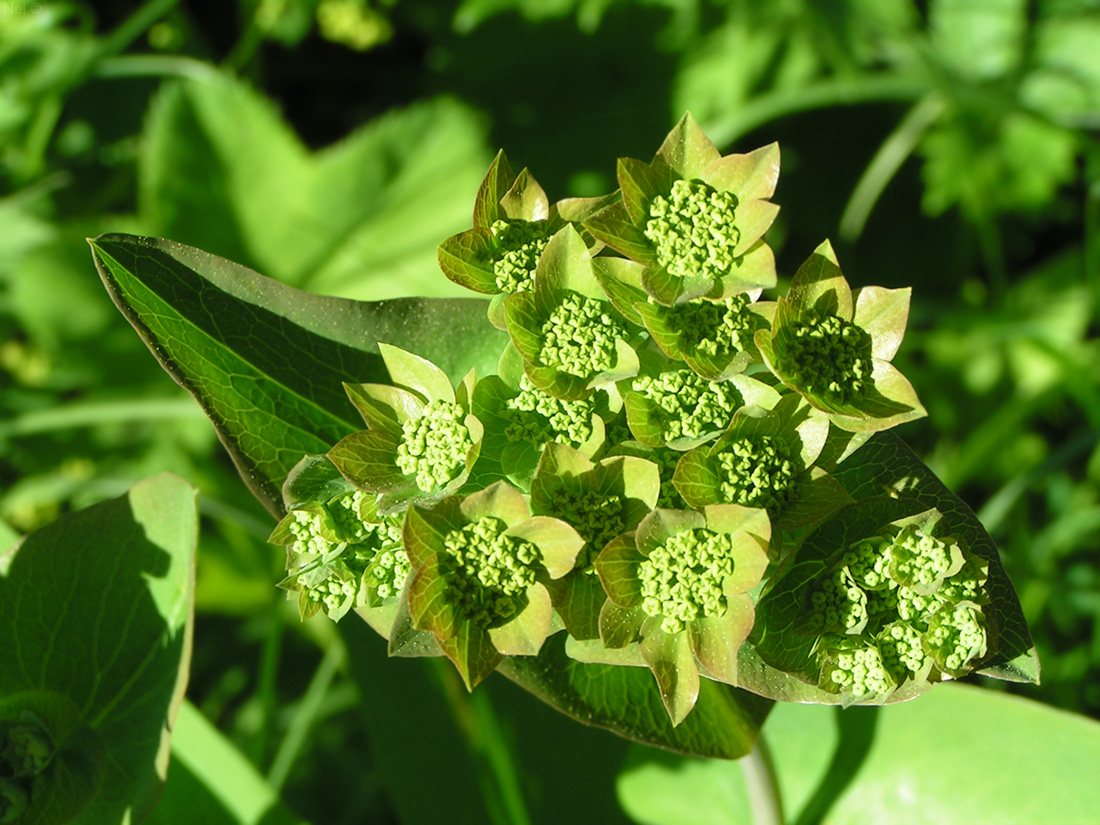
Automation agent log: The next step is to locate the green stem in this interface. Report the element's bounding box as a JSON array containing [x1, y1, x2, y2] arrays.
[[252, 606, 285, 769], [267, 639, 345, 792], [97, 0, 181, 57], [742, 735, 784, 825], [840, 94, 946, 240], [707, 76, 927, 147], [0, 397, 205, 439], [93, 55, 218, 81]]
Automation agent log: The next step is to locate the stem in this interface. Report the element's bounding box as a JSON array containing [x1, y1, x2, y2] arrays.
[[97, 0, 180, 57], [267, 639, 345, 792], [707, 76, 926, 147], [0, 397, 205, 439], [93, 55, 218, 82], [840, 94, 946, 240], [742, 735, 784, 825]]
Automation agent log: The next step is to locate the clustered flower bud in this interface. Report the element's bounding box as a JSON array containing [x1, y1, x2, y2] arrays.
[[539, 293, 627, 377], [778, 310, 872, 403], [441, 517, 540, 627], [714, 435, 798, 512], [547, 488, 624, 568], [666, 295, 758, 358], [819, 637, 895, 697], [503, 376, 595, 446], [490, 218, 552, 294], [803, 519, 990, 695], [632, 369, 740, 442], [396, 399, 473, 492], [644, 179, 740, 281], [639, 528, 737, 634]]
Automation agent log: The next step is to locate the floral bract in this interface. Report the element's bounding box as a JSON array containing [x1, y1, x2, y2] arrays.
[[584, 112, 780, 306], [328, 344, 484, 511], [594, 505, 771, 724], [755, 240, 926, 433], [437, 150, 616, 329], [403, 481, 583, 689]]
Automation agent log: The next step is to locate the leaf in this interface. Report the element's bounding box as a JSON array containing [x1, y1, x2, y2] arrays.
[[91, 234, 508, 516], [146, 702, 308, 825], [617, 683, 1100, 825], [498, 634, 772, 760], [141, 75, 490, 300], [0, 473, 196, 824], [281, 454, 354, 510]]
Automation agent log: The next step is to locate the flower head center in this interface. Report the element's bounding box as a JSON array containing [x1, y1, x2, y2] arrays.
[[503, 377, 595, 446], [644, 179, 740, 281], [778, 310, 872, 403], [547, 488, 624, 569], [539, 293, 627, 378], [490, 218, 551, 294], [441, 517, 540, 627], [666, 294, 759, 358], [638, 528, 736, 634], [714, 434, 798, 512], [396, 399, 472, 492], [631, 369, 740, 442]]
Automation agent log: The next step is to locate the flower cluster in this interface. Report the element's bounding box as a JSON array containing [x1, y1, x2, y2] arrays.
[[267, 116, 1013, 724], [787, 510, 992, 701]]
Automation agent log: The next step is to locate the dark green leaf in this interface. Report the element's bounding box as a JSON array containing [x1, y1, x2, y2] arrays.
[[91, 234, 507, 515]]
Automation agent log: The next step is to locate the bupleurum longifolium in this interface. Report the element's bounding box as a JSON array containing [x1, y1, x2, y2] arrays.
[[396, 399, 472, 492], [503, 376, 596, 446], [441, 517, 540, 627], [631, 369, 740, 442], [666, 294, 758, 358], [547, 488, 625, 569], [714, 435, 798, 513], [639, 528, 737, 634], [644, 179, 740, 280]]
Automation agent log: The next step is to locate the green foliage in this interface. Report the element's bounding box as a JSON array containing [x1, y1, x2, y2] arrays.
[[0, 474, 196, 824]]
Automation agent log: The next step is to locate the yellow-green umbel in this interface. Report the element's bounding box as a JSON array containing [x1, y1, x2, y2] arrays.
[[756, 240, 926, 433], [595, 505, 770, 725], [404, 482, 583, 689], [585, 113, 780, 306]]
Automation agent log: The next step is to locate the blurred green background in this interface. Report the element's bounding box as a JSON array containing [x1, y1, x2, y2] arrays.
[[2, 1, 1099, 822]]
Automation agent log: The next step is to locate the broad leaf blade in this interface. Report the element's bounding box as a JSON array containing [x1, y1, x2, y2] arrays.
[[0, 473, 197, 825], [498, 634, 771, 759], [91, 234, 507, 516]]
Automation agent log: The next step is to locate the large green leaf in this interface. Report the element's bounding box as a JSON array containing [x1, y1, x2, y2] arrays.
[[0, 473, 196, 824], [90, 234, 508, 516], [499, 634, 772, 760], [617, 683, 1100, 825], [145, 702, 307, 825], [140, 72, 489, 300]]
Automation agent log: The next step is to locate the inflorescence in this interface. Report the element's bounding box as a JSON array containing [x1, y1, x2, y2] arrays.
[[639, 528, 736, 634], [645, 179, 740, 280], [714, 435, 798, 512], [396, 399, 472, 492], [667, 295, 758, 358], [539, 293, 627, 377], [440, 517, 540, 627], [632, 369, 740, 442], [503, 376, 595, 447], [490, 218, 551, 294], [778, 310, 872, 403]]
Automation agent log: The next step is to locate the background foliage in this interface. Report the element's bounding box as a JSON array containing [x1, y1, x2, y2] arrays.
[[2, 0, 1100, 822]]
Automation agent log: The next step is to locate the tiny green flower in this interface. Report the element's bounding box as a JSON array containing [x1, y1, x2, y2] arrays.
[[504, 226, 641, 400], [924, 604, 988, 676], [503, 376, 598, 446], [877, 621, 927, 678], [404, 482, 583, 689], [585, 113, 780, 305], [437, 150, 616, 329], [329, 344, 484, 511], [756, 240, 926, 433], [806, 567, 869, 634], [594, 505, 771, 724]]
